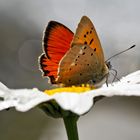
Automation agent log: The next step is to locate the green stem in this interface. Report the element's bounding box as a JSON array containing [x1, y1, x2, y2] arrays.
[[63, 115, 79, 140]]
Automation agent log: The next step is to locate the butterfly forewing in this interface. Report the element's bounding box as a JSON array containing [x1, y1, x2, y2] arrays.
[[39, 21, 73, 83], [71, 16, 105, 65]]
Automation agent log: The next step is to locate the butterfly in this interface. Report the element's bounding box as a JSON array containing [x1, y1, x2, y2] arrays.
[[39, 16, 109, 87]]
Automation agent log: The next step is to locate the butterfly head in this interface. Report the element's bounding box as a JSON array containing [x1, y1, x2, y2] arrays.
[[105, 61, 112, 70]]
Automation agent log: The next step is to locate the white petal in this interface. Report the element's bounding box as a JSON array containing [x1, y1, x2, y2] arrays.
[[0, 70, 140, 115]]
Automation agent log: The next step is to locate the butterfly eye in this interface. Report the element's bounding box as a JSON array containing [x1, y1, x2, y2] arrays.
[[106, 61, 112, 70], [92, 80, 96, 83]]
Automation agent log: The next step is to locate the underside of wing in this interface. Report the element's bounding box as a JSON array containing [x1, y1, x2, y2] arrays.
[[57, 44, 107, 86], [71, 16, 105, 65]]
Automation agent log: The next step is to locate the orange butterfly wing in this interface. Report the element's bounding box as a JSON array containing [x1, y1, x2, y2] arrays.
[[56, 16, 108, 86], [39, 21, 73, 83], [71, 16, 105, 64]]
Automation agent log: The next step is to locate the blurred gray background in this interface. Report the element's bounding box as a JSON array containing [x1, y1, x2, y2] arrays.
[[0, 0, 140, 140]]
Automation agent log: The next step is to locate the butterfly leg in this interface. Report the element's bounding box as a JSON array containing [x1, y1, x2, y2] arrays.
[[110, 69, 120, 82], [105, 73, 110, 87]]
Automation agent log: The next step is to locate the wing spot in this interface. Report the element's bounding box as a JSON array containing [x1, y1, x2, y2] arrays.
[[75, 59, 78, 61], [75, 63, 77, 66], [89, 38, 94, 45], [94, 48, 96, 52], [91, 53, 93, 56], [80, 73, 82, 76], [87, 64, 89, 66], [86, 31, 89, 35], [77, 55, 80, 58], [68, 79, 71, 82], [82, 52, 85, 55], [84, 35, 86, 38], [69, 68, 72, 71], [92, 80, 96, 83], [84, 46, 87, 49], [91, 27, 93, 30], [84, 41, 87, 45], [90, 30, 92, 34]]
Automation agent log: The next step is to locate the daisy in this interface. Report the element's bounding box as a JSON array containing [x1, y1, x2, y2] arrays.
[[0, 70, 140, 140]]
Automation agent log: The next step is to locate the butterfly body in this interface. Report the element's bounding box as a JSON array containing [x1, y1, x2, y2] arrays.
[[39, 16, 109, 87]]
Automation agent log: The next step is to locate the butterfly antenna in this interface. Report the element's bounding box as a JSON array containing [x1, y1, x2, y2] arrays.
[[105, 45, 136, 62]]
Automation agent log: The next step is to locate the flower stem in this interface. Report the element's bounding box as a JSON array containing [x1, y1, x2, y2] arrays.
[[63, 114, 79, 140]]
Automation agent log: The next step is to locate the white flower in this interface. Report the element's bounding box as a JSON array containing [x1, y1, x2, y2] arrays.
[[0, 70, 140, 115]]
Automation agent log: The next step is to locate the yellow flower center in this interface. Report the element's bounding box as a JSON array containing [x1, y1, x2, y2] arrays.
[[44, 84, 94, 95]]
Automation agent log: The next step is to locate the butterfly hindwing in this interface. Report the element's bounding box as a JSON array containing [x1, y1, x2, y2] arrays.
[[39, 54, 56, 83], [57, 44, 106, 86]]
